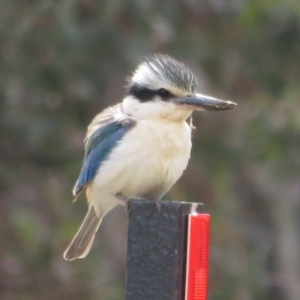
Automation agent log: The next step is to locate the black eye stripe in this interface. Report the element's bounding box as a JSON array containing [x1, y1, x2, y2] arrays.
[[128, 85, 156, 102], [128, 84, 173, 102]]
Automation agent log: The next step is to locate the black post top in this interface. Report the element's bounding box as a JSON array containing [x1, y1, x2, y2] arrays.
[[125, 199, 203, 300]]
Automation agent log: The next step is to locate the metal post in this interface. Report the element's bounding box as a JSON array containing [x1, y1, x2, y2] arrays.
[[125, 199, 205, 300]]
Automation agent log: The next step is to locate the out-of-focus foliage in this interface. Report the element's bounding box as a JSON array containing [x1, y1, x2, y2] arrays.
[[1, 0, 300, 299]]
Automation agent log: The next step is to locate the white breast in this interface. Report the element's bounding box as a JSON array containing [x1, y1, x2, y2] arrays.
[[89, 118, 192, 216]]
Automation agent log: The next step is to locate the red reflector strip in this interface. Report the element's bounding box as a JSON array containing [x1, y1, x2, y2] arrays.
[[185, 214, 210, 300]]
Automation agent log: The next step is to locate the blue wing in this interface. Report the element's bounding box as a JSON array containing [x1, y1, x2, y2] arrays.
[[73, 117, 135, 196]]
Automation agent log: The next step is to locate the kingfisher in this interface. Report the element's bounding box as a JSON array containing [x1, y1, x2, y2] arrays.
[[63, 54, 236, 261]]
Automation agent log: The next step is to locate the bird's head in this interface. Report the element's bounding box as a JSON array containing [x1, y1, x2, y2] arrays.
[[122, 54, 236, 122]]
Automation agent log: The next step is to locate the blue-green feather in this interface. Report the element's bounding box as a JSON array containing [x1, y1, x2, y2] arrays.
[[73, 119, 135, 196]]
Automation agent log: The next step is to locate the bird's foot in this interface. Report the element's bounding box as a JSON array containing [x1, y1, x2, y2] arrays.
[[155, 200, 161, 212], [116, 193, 130, 204], [116, 193, 131, 214]]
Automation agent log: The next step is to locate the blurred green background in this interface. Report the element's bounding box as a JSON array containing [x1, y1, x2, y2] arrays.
[[1, 1, 300, 299]]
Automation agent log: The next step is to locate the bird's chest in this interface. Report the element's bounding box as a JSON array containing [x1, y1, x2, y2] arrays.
[[91, 118, 192, 202], [150, 122, 190, 158], [132, 119, 192, 180]]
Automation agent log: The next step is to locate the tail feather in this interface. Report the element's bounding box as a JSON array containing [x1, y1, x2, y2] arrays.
[[63, 206, 103, 261]]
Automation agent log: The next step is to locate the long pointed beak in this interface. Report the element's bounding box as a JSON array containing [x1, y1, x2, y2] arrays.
[[175, 93, 237, 111]]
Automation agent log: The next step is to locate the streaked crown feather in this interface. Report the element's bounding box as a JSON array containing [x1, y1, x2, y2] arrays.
[[130, 54, 197, 94]]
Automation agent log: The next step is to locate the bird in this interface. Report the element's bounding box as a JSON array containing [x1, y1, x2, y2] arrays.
[[63, 54, 236, 261]]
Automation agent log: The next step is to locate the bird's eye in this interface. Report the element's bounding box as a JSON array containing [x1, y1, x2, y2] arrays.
[[157, 88, 171, 99]]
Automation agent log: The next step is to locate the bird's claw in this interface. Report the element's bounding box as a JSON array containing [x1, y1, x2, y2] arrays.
[[116, 193, 131, 214], [116, 193, 130, 205], [155, 200, 161, 212]]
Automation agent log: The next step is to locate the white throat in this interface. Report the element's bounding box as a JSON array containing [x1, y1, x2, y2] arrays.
[[122, 95, 193, 122]]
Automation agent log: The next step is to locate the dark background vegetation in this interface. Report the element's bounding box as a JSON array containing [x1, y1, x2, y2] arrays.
[[1, 1, 300, 299]]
